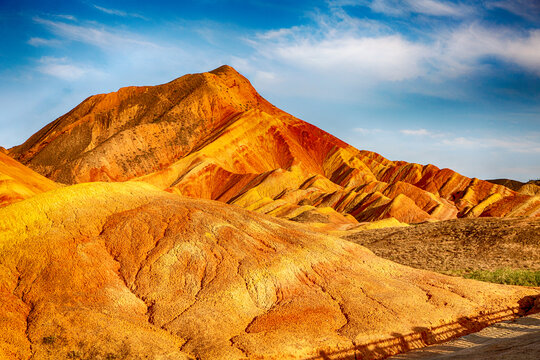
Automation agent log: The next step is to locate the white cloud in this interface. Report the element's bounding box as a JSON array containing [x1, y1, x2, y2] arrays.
[[338, 0, 474, 17], [256, 27, 299, 40], [442, 135, 540, 153], [37, 57, 92, 80], [408, 0, 470, 17], [55, 14, 77, 21], [93, 4, 147, 20], [33, 17, 158, 50], [400, 129, 432, 136], [249, 12, 540, 87], [255, 33, 430, 82], [28, 37, 62, 47], [486, 0, 540, 21], [254, 71, 277, 81], [440, 24, 540, 76], [442, 136, 477, 147]]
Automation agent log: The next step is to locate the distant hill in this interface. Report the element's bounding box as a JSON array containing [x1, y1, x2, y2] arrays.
[[488, 179, 540, 196]]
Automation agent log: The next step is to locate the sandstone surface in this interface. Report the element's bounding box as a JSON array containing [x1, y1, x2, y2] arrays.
[[1, 182, 538, 359], [0, 152, 59, 207]]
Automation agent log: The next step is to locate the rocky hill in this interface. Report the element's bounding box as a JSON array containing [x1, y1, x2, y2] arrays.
[[488, 179, 540, 196], [9, 66, 540, 225], [1, 181, 537, 359]]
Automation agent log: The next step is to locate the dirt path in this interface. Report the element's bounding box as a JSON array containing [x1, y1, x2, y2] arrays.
[[389, 313, 540, 359]]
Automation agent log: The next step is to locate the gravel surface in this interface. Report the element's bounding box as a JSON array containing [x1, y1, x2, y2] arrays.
[[343, 217, 540, 273]]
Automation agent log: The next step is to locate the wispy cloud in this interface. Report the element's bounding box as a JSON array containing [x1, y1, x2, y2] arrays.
[[250, 12, 431, 83], [442, 135, 540, 153], [486, 0, 540, 21], [28, 37, 62, 47], [409, 0, 472, 17], [269, 35, 429, 81], [335, 0, 474, 18], [400, 128, 432, 136], [440, 24, 540, 76], [249, 9, 540, 87], [55, 14, 77, 21], [441, 136, 477, 147], [33, 17, 158, 50], [93, 4, 147, 20], [37, 57, 95, 80]]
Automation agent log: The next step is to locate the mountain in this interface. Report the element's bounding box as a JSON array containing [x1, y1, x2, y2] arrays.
[[1, 181, 537, 359], [9, 65, 540, 225], [488, 179, 540, 196], [0, 151, 59, 207]]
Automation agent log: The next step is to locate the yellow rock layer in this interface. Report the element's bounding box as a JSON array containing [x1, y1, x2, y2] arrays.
[[1, 182, 537, 359], [0, 152, 59, 207]]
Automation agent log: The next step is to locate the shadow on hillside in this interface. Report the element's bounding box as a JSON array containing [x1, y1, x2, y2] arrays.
[[304, 295, 539, 360]]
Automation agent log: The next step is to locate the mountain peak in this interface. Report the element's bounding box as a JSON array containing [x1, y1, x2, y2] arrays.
[[8, 67, 540, 222], [209, 64, 240, 76]]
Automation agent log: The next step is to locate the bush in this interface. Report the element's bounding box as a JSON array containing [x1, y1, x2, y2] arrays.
[[464, 268, 540, 286]]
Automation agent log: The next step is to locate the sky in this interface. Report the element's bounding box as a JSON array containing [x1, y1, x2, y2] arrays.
[[1, 0, 539, 181]]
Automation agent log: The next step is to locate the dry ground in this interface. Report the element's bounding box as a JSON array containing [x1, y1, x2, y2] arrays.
[[343, 217, 540, 274], [389, 312, 540, 360]]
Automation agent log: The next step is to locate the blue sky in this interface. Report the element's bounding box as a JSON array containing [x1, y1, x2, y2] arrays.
[[1, 0, 539, 181]]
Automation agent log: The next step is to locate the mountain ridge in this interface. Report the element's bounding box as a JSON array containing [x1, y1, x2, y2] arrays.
[[8, 65, 540, 224]]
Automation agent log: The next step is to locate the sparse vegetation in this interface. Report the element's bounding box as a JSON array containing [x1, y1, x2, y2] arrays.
[[67, 350, 81, 359], [463, 268, 540, 287], [42, 335, 56, 345]]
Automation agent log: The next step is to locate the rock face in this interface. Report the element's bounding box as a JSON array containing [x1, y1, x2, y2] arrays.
[[9, 65, 540, 225], [0, 152, 59, 207], [1, 182, 537, 360]]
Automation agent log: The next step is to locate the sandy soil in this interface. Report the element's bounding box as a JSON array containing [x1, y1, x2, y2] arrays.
[[343, 217, 540, 273]]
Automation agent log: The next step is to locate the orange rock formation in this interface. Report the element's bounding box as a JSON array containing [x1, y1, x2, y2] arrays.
[[0, 182, 537, 359], [8, 65, 540, 225], [1, 66, 539, 359], [0, 152, 59, 207]]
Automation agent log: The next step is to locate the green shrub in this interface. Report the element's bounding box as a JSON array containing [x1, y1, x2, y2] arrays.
[[463, 268, 540, 286]]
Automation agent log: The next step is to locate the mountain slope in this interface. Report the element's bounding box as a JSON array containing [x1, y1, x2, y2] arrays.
[[1, 181, 537, 359], [0, 152, 59, 207], [488, 179, 540, 196], [9, 66, 540, 223]]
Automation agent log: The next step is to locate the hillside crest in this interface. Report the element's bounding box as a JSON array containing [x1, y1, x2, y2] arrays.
[[7, 65, 540, 223]]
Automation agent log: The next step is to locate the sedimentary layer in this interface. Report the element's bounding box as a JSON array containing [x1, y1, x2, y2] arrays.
[[0, 182, 537, 359], [9, 66, 540, 224]]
